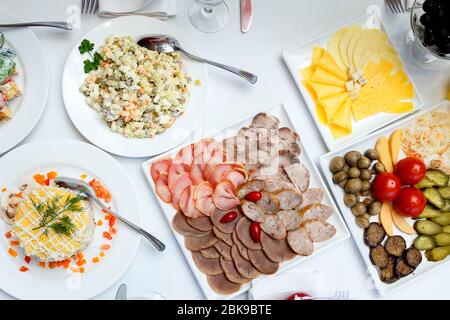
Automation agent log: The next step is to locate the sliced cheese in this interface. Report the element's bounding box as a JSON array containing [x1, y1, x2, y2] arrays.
[[330, 97, 352, 130], [375, 136, 393, 172], [386, 101, 413, 114], [389, 129, 402, 165], [302, 81, 318, 100], [311, 47, 324, 65], [315, 103, 328, 125], [320, 92, 349, 122], [329, 123, 352, 139], [317, 49, 348, 80], [327, 27, 348, 69], [310, 67, 346, 87], [338, 25, 362, 69], [300, 66, 315, 81], [309, 82, 345, 100]]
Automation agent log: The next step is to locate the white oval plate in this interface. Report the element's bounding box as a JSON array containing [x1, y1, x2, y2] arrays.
[[62, 16, 208, 158], [0, 140, 142, 300], [0, 7, 49, 155]]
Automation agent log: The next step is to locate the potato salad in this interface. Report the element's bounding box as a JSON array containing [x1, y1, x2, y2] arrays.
[[80, 35, 191, 138]]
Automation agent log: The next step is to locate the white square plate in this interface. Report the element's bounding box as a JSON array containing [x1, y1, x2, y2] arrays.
[[142, 103, 350, 300], [319, 101, 450, 296], [282, 7, 423, 151]]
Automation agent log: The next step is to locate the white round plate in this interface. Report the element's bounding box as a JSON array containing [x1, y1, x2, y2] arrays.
[[0, 7, 49, 155], [62, 16, 208, 158], [0, 140, 142, 300]]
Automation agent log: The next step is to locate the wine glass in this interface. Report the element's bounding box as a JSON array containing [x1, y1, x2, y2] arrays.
[[405, 0, 450, 69], [189, 0, 229, 33]]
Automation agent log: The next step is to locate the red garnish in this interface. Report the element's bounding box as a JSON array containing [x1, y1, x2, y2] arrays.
[[4, 231, 12, 239], [287, 292, 313, 300], [8, 248, 18, 257], [38, 262, 46, 268], [76, 259, 86, 266], [33, 174, 47, 186], [245, 191, 262, 202], [10, 240, 19, 246], [48, 262, 56, 269], [100, 244, 111, 250], [250, 222, 261, 243], [109, 216, 117, 228], [19, 266, 29, 272], [103, 231, 112, 240], [89, 179, 112, 203], [220, 211, 238, 223], [24, 256, 31, 264]]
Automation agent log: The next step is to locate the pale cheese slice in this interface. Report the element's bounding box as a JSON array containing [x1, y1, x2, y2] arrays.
[[316, 49, 348, 80], [327, 27, 348, 70], [338, 25, 362, 69]]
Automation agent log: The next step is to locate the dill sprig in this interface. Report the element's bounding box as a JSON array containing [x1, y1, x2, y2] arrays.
[[31, 193, 87, 237]]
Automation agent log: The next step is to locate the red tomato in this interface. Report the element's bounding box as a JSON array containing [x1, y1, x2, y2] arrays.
[[250, 222, 261, 243], [371, 173, 401, 201], [245, 191, 262, 202], [287, 292, 313, 300], [393, 187, 426, 217], [394, 157, 426, 186]]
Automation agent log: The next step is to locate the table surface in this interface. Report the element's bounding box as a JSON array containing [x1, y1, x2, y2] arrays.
[[0, 0, 448, 300]]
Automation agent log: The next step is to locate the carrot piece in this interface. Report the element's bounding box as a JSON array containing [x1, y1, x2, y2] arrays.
[[76, 259, 86, 266], [24, 256, 31, 264], [100, 244, 111, 251], [99, 252, 105, 257], [46, 171, 58, 180], [10, 240, 19, 246], [56, 260, 65, 267], [8, 248, 18, 257], [110, 227, 117, 235], [76, 252, 84, 260], [101, 209, 109, 214], [19, 266, 29, 272], [38, 262, 46, 268], [1, 187, 6, 192], [33, 173, 47, 185], [4, 231, 12, 239], [92, 257, 100, 263], [109, 216, 117, 228], [89, 179, 112, 203], [15, 192, 22, 198], [97, 220, 103, 226], [63, 260, 70, 269], [48, 262, 56, 269], [104, 214, 111, 220], [103, 231, 112, 240]]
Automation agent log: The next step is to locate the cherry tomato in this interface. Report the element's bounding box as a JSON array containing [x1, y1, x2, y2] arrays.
[[245, 191, 262, 202], [394, 157, 426, 186], [220, 211, 238, 223], [287, 292, 313, 300], [371, 173, 401, 201], [250, 222, 261, 243], [393, 187, 426, 218]]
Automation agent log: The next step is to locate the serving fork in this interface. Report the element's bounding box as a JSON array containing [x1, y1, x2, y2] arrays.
[[82, 0, 168, 20], [386, 0, 406, 14], [81, 0, 99, 14]]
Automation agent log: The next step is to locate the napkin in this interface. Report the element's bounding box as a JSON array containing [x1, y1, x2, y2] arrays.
[[98, 0, 177, 17], [249, 269, 327, 300]]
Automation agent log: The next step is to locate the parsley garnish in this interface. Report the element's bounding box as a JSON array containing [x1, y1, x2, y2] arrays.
[[31, 194, 87, 237], [79, 39, 102, 73]]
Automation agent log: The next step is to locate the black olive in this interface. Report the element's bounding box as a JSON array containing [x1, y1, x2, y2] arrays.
[[420, 13, 433, 26], [438, 41, 450, 54], [424, 30, 437, 46]]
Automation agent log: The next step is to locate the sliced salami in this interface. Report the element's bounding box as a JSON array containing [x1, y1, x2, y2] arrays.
[[260, 215, 287, 240], [277, 210, 302, 231], [240, 200, 266, 223], [236, 179, 267, 199], [283, 163, 310, 193], [298, 188, 324, 209], [273, 189, 303, 210], [256, 191, 279, 214], [303, 220, 336, 242]]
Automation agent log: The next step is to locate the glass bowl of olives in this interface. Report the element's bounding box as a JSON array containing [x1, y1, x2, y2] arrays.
[[405, 0, 450, 68]]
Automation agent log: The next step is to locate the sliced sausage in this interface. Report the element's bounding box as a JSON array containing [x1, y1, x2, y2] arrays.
[[210, 208, 241, 234], [256, 191, 279, 214], [232, 231, 249, 261], [184, 232, 219, 251], [213, 180, 239, 211], [287, 227, 314, 256], [265, 180, 296, 193], [172, 211, 210, 238], [230, 245, 261, 279], [261, 215, 287, 240], [200, 247, 220, 259], [236, 179, 267, 199], [220, 257, 251, 284], [214, 240, 232, 261], [384, 236, 406, 257], [240, 200, 267, 223], [277, 210, 302, 231], [299, 204, 333, 222], [260, 231, 296, 263], [194, 181, 215, 216], [150, 158, 171, 182], [395, 257, 415, 278], [207, 273, 241, 295], [248, 249, 279, 275], [171, 172, 193, 210], [369, 244, 389, 268], [155, 173, 172, 203], [213, 226, 233, 246], [283, 163, 310, 192], [191, 251, 223, 276], [364, 222, 386, 247], [303, 220, 336, 242], [379, 256, 398, 284], [187, 216, 213, 232], [297, 188, 324, 209], [250, 113, 280, 129], [236, 217, 262, 250], [273, 189, 303, 210], [405, 247, 422, 268]]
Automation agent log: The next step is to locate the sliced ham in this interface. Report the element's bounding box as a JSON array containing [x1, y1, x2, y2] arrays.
[[202, 140, 223, 166], [203, 150, 227, 179], [283, 163, 310, 193], [179, 187, 191, 215], [155, 173, 172, 203], [207, 163, 234, 185], [167, 162, 189, 191], [250, 113, 280, 129], [299, 204, 333, 222], [190, 164, 204, 184], [194, 181, 216, 216], [223, 169, 246, 189], [212, 180, 239, 211], [150, 158, 171, 182], [303, 220, 336, 242], [222, 136, 237, 162], [174, 144, 194, 166], [193, 138, 215, 158], [172, 172, 193, 210], [181, 186, 204, 218]]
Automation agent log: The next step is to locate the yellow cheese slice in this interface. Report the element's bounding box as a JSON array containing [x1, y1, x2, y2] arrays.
[[312, 47, 324, 65], [315, 104, 328, 125], [300, 66, 315, 81], [338, 25, 361, 69], [329, 123, 352, 139], [316, 50, 348, 80], [327, 27, 348, 70], [309, 82, 345, 100], [310, 67, 346, 87], [360, 51, 400, 71], [346, 31, 365, 69], [320, 92, 349, 122], [330, 97, 352, 130], [302, 81, 318, 100], [386, 101, 413, 113]]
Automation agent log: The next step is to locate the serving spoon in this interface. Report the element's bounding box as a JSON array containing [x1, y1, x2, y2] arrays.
[[137, 35, 258, 84], [54, 177, 166, 252]]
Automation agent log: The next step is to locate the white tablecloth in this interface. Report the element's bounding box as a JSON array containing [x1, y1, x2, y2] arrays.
[[0, 0, 448, 300]]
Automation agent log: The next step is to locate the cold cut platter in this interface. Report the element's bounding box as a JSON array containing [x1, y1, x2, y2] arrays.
[[143, 103, 349, 300]]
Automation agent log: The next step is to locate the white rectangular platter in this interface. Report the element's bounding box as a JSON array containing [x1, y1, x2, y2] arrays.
[[282, 8, 423, 151], [142, 103, 350, 300], [319, 100, 450, 296]]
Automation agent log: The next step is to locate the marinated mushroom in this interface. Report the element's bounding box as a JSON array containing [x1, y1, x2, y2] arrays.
[[361, 180, 371, 192], [344, 151, 362, 167], [364, 149, 379, 161], [329, 156, 345, 173], [368, 201, 382, 216], [358, 157, 372, 169], [374, 162, 385, 174], [363, 198, 373, 207], [344, 179, 362, 194], [352, 202, 367, 216], [343, 194, 357, 208], [338, 179, 348, 188], [359, 169, 372, 181], [348, 167, 360, 178], [356, 216, 370, 228], [332, 171, 348, 184]]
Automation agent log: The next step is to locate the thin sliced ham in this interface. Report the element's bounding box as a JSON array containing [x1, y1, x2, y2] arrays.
[[182, 186, 204, 218], [174, 144, 194, 166], [213, 180, 239, 211], [155, 174, 172, 203], [203, 150, 227, 179], [190, 164, 204, 184], [207, 163, 234, 185], [223, 169, 247, 189], [193, 138, 215, 159], [171, 172, 193, 210], [168, 162, 189, 191], [194, 181, 216, 216], [150, 158, 172, 183], [179, 187, 190, 214]]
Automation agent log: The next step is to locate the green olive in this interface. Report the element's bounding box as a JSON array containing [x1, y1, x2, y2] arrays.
[[364, 149, 379, 161], [356, 216, 370, 228], [333, 171, 348, 184], [374, 162, 386, 174], [360, 169, 372, 181], [344, 151, 362, 167], [348, 167, 360, 178], [361, 180, 371, 192], [345, 179, 362, 194], [343, 194, 357, 208], [352, 202, 367, 216], [368, 201, 382, 216], [358, 157, 372, 169], [329, 156, 345, 173]]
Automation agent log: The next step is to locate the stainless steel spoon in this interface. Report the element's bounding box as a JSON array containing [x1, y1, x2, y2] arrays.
[[0, 21, 72, 30], [137, 35, 257, 84], [54, 177, 165, 252]]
